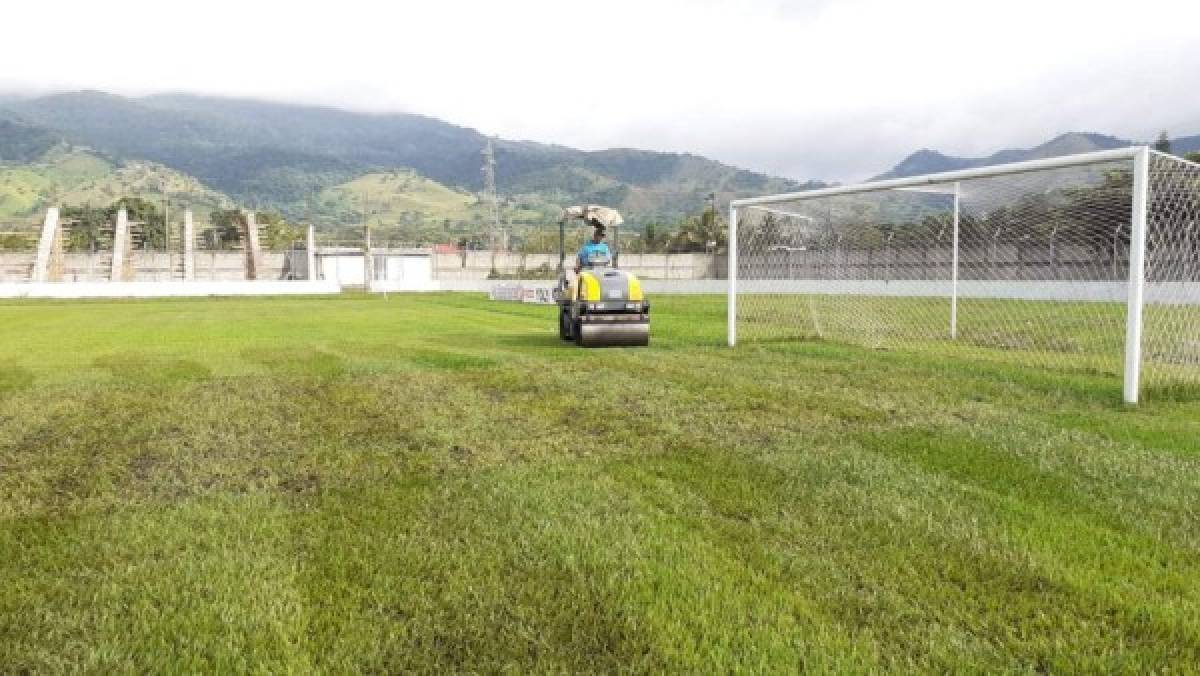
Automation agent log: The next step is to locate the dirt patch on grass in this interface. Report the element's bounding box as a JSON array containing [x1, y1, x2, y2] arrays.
[[93, 353, 212, 384], [279, 471, 322, 495], [405, 348, 495, 371], [128, 451, 159, 482], [0, 363, 33, 397], [242, 347, 347, 378]]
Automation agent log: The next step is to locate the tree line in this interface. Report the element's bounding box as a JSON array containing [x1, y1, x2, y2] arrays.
[[508, 207, 730, 256]]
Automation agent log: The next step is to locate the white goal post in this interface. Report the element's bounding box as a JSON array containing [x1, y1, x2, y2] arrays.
[[728, 146, 1200, 404]]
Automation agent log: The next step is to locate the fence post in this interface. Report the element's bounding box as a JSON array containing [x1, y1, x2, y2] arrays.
[[728, 206, 738, 346], [951, 181, 960, 339], [1048, 225, 1057, 280], [306, 224, 316, 281], [184, 210, 195, 281], [1123, 147, 1150, 404]]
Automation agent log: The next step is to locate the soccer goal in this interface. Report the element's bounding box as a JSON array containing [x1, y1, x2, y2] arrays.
[[728, 146, 1200, 403]]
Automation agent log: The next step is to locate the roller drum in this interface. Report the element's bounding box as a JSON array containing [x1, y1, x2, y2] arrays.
[[577, 322, 649, 347]]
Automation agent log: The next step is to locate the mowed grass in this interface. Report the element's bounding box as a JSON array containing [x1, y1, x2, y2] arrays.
[[1, 293, 1199, 672]]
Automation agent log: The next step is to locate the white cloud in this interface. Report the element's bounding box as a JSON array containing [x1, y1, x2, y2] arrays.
[[1, 0, 1198, 181]]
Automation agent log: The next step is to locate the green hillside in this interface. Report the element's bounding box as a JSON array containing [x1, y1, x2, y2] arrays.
[[0, 146, 112, 221], [59, 159, 232, 221], [316, 170, 563, 246], [0, 145, 232, 225], [0, 146, 561, 247]]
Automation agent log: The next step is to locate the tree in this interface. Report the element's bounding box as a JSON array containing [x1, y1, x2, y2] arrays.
[[60, 204, 111, 252], [254, 212, 302, 250], [111, 197, 167, 249], [669, 207, 727, 253], [60, 198, 166, 251], [207, 209, 244, 250], [0, 233, 35, 250], [628, 223, 671, 253], [1154, 131, 1171, 153], [1187, 152, 1200, 164]]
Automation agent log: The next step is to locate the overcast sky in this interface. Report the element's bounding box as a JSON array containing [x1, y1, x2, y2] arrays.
[[2, 0, 1199, 181]]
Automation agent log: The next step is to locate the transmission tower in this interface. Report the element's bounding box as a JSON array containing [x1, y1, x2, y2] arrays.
[[482, 138, 501, 271]]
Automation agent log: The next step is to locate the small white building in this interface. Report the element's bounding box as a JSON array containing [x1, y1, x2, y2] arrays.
[[314, 247, 435, 290]]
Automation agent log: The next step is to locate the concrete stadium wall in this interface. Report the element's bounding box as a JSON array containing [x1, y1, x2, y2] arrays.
[[1, 275, 1191, 305], [0, 251, 303, 283], [0, 252, 35, 282], [382, 278, 1198, 305], [168, 251, 300, 281], [368, 279, 731, 294], [0, 280, 341, 299], [732, 280, 1200, 304], [734, 244, 1189, 282], [433, 252, 722, 280]]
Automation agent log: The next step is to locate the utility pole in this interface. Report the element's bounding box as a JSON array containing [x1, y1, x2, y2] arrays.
[[482, 138, 500, 274], [307, 188, 317, 281], [362, 189, 371, 292], [709, 192, 719, 253], [162, 183, 171, 277]]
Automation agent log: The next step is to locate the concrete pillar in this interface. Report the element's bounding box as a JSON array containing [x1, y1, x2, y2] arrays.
[[32, 207, 59, 282], [110, 208, 129, 282], [183, 210, 195, 281], [242, 210, 263, 280], [363, 225, 372, 291], [307, 224, 316, 281]]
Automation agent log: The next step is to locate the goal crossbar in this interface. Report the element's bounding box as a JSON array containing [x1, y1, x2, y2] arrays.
[[731, 146, 1143, 210]]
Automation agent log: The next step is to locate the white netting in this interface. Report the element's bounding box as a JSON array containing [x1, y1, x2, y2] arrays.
[[1144, 153, 1200, 395], [733, 150, 1200, 400]]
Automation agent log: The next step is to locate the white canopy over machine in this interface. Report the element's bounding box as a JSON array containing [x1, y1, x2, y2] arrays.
[[561, 205, 624, 230]]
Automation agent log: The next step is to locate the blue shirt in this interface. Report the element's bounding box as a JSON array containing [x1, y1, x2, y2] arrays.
[[577, 241, 610, 266]]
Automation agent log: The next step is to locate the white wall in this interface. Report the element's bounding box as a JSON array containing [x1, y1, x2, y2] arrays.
[[385, 254, 433, 283], [431, 251, 720, 280], [370, 278, 1200, 304], [317, 253, 434, 287], [322, 256, 365, 286], [0, 280, 341, 299]]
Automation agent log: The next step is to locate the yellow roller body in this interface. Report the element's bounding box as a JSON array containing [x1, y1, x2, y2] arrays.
[[578, 271, 602, 301], [627, 275, 643, 301]]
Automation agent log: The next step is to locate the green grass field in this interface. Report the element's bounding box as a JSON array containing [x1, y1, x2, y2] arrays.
[[2, 293, 1199, 672]]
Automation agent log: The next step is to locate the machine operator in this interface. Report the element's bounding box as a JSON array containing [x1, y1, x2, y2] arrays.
[[575, 226, 611, 273]]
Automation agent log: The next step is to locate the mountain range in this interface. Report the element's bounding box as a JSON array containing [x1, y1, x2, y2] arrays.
[[0, 91, 810, 232], [875, 131, 1200, 180], [0, 89, 1197, 241]]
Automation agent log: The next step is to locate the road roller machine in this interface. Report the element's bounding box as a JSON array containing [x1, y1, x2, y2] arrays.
[[555, 206, 650, 347]]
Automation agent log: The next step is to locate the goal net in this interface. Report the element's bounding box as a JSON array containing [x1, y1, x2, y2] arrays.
[[729, 147, 1200, 403]]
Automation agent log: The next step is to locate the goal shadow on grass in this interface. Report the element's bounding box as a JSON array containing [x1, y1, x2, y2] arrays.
[[1140, 381, 1200, 403], [747, 334, 1140, 407]]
